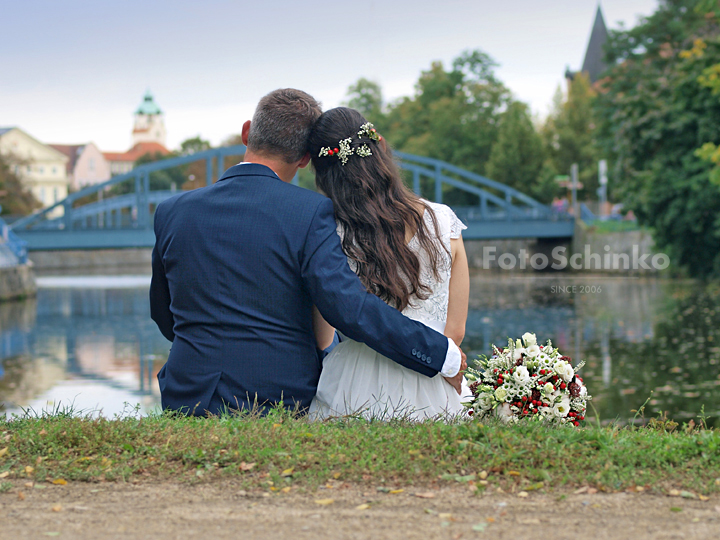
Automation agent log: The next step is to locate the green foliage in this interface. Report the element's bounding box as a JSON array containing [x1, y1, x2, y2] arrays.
[[179, 136, 211, 156], [0, 154, 41, 216], [594, 0, 720, 278], [382, 49, 510, 178], [343, 78, 384, 122], [542, 75, 602, 201], [485, 101, 546, 201]]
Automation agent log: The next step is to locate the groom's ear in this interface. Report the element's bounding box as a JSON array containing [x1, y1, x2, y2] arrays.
[[241, 120, 251, 146], [298, 152, 311, 169]]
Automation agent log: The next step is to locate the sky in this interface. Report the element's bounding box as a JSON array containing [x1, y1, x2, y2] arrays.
[[1, 0, 658, 152]]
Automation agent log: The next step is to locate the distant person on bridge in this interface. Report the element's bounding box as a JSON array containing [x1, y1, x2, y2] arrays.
[[149, 88, 465, 416]]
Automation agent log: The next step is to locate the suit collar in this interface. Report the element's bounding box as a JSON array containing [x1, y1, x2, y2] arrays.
[[218, 162, 282, 183]]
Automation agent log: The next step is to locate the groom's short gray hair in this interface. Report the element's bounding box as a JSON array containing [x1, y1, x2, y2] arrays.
[[248, 89, 322, 163]]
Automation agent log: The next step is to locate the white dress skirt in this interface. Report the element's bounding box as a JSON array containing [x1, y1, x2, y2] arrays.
[[308, 201, 471, 421]]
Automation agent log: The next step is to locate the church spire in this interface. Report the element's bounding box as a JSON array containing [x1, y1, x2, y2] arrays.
[[581, 5, 609, 83]]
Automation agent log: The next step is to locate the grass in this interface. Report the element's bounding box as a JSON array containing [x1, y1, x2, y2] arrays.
[[588, 220, 643, 234], [1, 408, 719, 497]]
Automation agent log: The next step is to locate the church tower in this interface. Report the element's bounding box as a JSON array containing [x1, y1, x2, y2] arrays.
[[132, 90, 166, 147]]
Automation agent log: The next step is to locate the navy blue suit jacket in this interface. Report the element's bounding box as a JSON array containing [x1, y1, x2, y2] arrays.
[[150, 163, 450, 415]]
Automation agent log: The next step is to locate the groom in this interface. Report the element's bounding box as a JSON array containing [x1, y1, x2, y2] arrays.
[[150, 88, 465, 415]]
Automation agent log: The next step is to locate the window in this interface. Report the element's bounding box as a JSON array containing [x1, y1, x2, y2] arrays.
[[52, 167, 57, 174], [39, 187, 46, 204], [88, 158, 95, 171], [27, 166, 31, 173], [39, 166, 44, 174], [53, 188, 59, 202]]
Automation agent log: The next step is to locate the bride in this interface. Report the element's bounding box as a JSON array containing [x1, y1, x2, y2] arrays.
[[307, 107, 470, 420]]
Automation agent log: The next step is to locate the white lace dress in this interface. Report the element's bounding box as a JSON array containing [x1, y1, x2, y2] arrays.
[[308, 201, 468, 421]]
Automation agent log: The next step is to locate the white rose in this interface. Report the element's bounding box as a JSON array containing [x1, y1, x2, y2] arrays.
[[553, 360, 575, 382], [494, 387, 508, 402], [477, 393, 494, 411], [495, 403, 513, 422], [553, 397, 571, 417], [525, 344, 541, 357], [522, 332, 537, 346], [513, 366, 531, 385], [542, 382, 554, 395]]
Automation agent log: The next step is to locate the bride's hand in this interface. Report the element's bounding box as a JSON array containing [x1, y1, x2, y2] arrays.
[[444, 349, 467, 395]]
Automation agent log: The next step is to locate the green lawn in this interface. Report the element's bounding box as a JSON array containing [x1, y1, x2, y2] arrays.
[[2, 409, 718, 497]]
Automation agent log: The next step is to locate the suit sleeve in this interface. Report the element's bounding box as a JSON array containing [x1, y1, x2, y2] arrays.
[[300, 198, 448, 377], [150, 205, 175, 342]]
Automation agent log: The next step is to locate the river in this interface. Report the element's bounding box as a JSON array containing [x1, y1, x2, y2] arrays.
[[1, 273, 718, 425]]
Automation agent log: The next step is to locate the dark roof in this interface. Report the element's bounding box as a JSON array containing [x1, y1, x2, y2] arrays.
[[581, 6, 609, 83], [49, 144, 84, 174]]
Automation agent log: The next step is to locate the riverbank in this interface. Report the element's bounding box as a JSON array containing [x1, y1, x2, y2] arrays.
[[1, 412, 718, 496]]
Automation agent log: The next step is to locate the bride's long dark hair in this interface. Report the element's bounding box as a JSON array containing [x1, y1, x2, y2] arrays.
[[308, 107, 446, 311]]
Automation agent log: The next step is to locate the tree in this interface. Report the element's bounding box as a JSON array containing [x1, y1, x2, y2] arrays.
[[0, 154, 41, 215], [594, 0, 720, 277], [543, 74, 603, 201], [343, 78, 384, 123], [485, 101, 547, 201], [180, 136, 211, 156]]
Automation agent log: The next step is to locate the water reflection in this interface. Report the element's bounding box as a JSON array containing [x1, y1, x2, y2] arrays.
[[0, 275, 718, 425]]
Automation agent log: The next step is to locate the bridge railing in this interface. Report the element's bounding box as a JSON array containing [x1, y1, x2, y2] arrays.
[[11, 145, 570, 238], [10, 145, 249, 233]]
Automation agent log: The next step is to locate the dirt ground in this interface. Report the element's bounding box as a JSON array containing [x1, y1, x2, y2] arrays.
[[1, 480, 719, 540]]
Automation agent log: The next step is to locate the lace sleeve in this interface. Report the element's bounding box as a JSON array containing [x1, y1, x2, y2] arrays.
[[447, 208, 467, 239]]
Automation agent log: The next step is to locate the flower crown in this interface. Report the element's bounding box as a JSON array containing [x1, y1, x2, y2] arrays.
[[318, 122, 383, 166]]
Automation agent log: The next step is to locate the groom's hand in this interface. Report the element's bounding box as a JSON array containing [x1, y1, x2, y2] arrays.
[[444, 348, 467, 395]]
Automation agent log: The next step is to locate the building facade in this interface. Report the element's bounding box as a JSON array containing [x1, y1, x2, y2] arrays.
[[49, 142, 111, 190], [0, 127, 69, 215]]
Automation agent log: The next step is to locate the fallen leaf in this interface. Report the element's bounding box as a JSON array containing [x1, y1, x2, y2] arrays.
[[314, 498, 334, 505], [507, 471, 521, 476], [517, 491, 529, 498], [668, 489, 681, 497], [24, 466, 34, 474], [376, 487, 391, 493], [51, 505, 62, 512], [479, 470, 488, 480], [270, 487, 279, 492], [389, 489, 404, 494], [18, 491, 25, 501], [574, 486, 589, 494], [680, 491, 697, 499], [24, 482, 33, 488], [670, 507, 682, 512], [43, 533, 60, 537], [0, 447, 7, 458], [524, 482, 544, 492], [424, 508, 438, 514], [714, 505, 720, 513], [414, 492, 436, 499], [438, 513, 453, 520], [52, 479, 67, 486], [280, 487, 291, 493], [33, 485, 47, 490], [281, 468, 294, 477], [39, 429, 47, 436], [272, 423, 281, 429], [486, 517, 495, 523], [355, 504, 370, 510], [239, 462, 256, 472], [0, 471, 8, 478], [699, 495, 709, 502], [636, 486, 645, 492], [472, 523, 487, 532], [587, 488, 598, 495]]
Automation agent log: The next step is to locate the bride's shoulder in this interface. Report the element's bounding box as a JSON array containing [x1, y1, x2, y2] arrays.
[[420, 200, 467, 239]]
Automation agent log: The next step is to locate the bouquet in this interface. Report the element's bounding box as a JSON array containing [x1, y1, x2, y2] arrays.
[[464, 333, 590, 425]]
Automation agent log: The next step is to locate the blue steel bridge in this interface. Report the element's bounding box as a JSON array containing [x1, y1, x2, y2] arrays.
[[10, 145, 574, 250]]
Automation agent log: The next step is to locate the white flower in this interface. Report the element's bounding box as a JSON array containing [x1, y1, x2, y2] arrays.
[[494, 387, 508, 402], [553, 360, 575, 382], [553, 397, 571, 418], [579, 384, 587, 397], [542, 382, 554, 395], [512, 366, 531, 386], [477, 393, 494, 411], [495, 403, 514, 422], [522, 332, 537, 346], [513, 347, 525, 361], [525, 344, 541, 357]]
